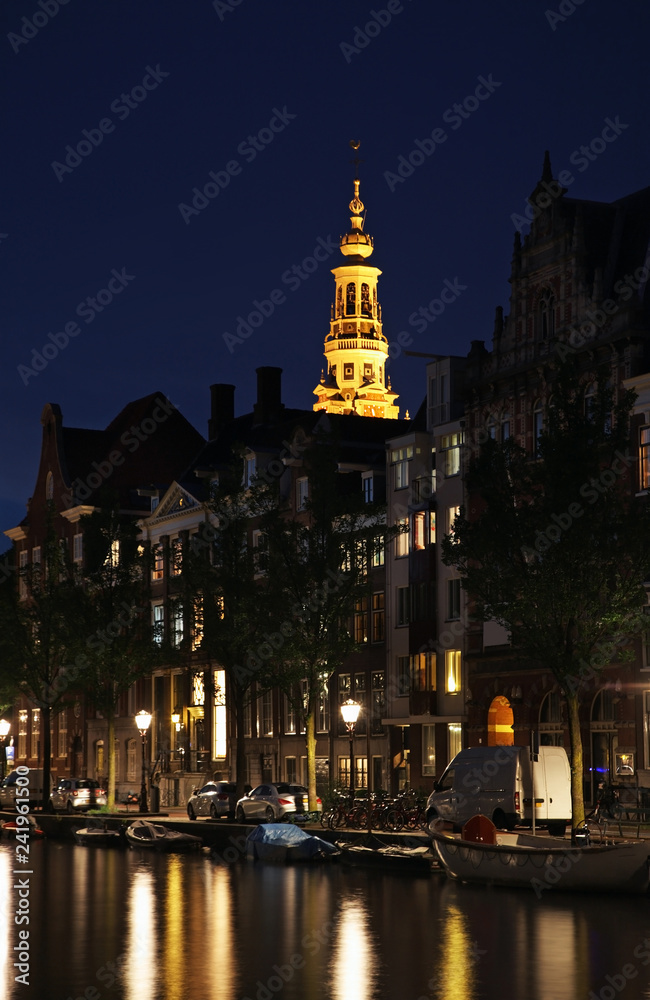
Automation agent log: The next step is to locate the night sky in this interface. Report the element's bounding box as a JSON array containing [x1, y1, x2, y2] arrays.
[[2, 0, 649, 551]]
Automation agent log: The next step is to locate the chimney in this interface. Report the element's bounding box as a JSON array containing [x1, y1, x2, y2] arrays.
[[253, 366, 283, 424], [208, 383, 235, 439]]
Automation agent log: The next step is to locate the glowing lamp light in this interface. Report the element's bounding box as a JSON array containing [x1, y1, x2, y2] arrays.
[[341, 699, 361, 727], [0, 720, 10, 739], [135, 710, 152, 735]]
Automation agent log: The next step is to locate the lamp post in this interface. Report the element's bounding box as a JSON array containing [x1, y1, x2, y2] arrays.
[[0, 720, 10, 781], [135, 710, 152, 814], [341, 699, 360, 810]]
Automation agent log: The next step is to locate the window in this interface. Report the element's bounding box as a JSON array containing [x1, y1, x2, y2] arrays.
[[413, 512, 425, 550], [343, 363, 354, 380], [338, 756, 351, 788], [442, 432, 462, 477], [213, 669, 227, 758], [284, 693, 297, 734], [410, 652, 435, 692], [397, 657, 410, 696], [422, 725, 436, 776], [31, 709, 40, 759], [501, 412, 511, 441], [152, 603, 164, 644], [346, 282, 356, 315], [296, 477, 309, 511], [151, 545, 163, 581], [371, 673, 385, 735], [641, 427, 650, 490], [171, 604, 184, 648], [447, 579, 461, 620], [391, 445, 413, 489], [396, 587, 410, 626], [486, 416, 496, 440], [252, 530, 268, 575], [192, 672, 205, 707], [57, 710, 68, 757], [317, 681, 329, 733], [17, 711, 27, 759], [95, 740, 104, 777], [363, 363, 373, 380], [243, 698, 252, 738], [336, 285, 343, 317], [372, 535, 385, 567], [73, 533, 83, 563], [428, 512, 436, 545], [362, 473, 374, 503], [538, 288, 555, 340], [32, 546, 41, 568], [361, 283, 371, 316], [354, 596, 369, 643], [170, 538, 182, 576], [285, 757, 297, 783], [243, 455, 256, 488], [395, 518, 409, 558], [260, 690, 273, 736], [445, 650, 461, 694], [192, 596, 204, 651], [126, 739, 137, 781], [19, 549, 28, 598], [446, 506, 460, 538], [372, 592, 385, 643], [533, 400, 543, 456], [104, 539, 120, 568], [338, 673, 351, 715], [448, 723, 462, 759]]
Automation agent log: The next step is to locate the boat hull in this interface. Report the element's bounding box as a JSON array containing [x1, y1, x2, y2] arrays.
[[125, 820, 202, 852], [430, 831, 650, 895]]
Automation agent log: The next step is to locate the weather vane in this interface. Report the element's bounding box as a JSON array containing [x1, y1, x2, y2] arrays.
[[349, 138, 362, 176]]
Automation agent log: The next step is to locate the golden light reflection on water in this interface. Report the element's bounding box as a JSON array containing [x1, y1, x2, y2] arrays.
[[530, 910, 579, 1000], [434, 904, 476, 1000], [204, 864, 236, 1000], [123, 866, 159, 1000], [0, 848, 11, 996], [330, 895, 378, 1000], [163, 856, 184, 1000]]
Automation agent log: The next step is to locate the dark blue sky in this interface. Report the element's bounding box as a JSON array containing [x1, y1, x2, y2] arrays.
[[2, 0, 649, 551]]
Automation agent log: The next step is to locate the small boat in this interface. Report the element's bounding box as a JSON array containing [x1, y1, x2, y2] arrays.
[[430, 815, 650, 895], [246, 823, 340, 862], [1, 817, 45, 838], [337, 836, 436, 874], [73, 820, 125, 847], [125, 819, 202, 852]]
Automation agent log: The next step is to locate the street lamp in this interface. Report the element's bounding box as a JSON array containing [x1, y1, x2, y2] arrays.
[[341, 699, 360, 809], [0, 720, 10, 781], [135, 710, 152, 814]]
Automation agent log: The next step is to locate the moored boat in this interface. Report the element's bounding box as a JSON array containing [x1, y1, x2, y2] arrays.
[[73, 821, 125, 847], [1, 816, 45, 838], [338, 840, 436, 874], [125, 819, 202, 852], [246, 823, 339, 862], [430, 823, 650, 895]]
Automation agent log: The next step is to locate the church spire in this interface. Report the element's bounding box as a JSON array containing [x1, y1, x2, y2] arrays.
[[313, 141, 399, 419]]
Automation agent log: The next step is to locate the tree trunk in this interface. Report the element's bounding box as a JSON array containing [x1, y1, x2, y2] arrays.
[[305, 709, 317, 811], [41, 703, 52, 812], [107, 712, 116, 811], [565, 688, 585, 831], [234, 688, 247, 801]]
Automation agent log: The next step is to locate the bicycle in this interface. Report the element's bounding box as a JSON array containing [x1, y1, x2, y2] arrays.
[[583, 781, 619, 844]]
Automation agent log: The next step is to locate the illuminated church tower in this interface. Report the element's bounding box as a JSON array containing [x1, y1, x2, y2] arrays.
[[313, 142, 399, 418]]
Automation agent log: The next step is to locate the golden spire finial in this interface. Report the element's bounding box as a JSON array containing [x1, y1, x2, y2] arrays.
[[348, 140, 364, 220]]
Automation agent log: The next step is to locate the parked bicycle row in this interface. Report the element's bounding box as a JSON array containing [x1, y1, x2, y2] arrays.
[[320, 790, 429, 832]]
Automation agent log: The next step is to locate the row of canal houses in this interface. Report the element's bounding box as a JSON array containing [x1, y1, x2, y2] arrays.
[[4, 155, 650, 807]]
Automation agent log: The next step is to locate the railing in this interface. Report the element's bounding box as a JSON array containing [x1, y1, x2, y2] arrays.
[[156, 749, 210, 774]]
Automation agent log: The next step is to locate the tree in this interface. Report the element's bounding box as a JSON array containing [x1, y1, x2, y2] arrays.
[[77, 501, 162, 811], [263, 433, 392, 810], [0, 506, 86, 810], [443, 360, 650, 831]]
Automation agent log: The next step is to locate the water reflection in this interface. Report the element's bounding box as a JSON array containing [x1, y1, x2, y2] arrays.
[[123, 866, 158, 1000], [431, 903, 478, 1000], [204, 864, 236, 1000], [330, 895, 378, 1000], [0, 848, 11, 998]]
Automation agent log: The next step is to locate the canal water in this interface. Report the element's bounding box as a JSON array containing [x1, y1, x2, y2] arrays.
[[1, 838, 649, 1000]]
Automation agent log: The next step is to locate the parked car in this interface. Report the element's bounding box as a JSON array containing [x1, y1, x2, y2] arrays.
[[50, 778, 107, 813], [0, 768, 54, 810], [187, 781, 237, 820], [235, 783, 322, 823]]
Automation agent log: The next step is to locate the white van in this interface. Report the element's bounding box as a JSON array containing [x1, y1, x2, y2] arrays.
[[425, 745, 572, 836], [0, 768, 54, 810]]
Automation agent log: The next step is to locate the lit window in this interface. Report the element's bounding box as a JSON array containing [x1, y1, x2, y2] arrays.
[[428, 512, 436, 545], [410, 652, 436, 692], [152, 604, 164, 644], [641, 427, 650, 490], [32, 546, 41, 566], [260, 690, 273, 736], [213, 670, 227, 758], [317, 680, 329, 733], [372, 535, 385, 567], [151, 545, 163, 581], [170, 538, 182, 576], [18, 711, 27, 759], [104, 539, 120, 568], [445, 650, 461, 694], [395, 518, 409, 558], [354, 597, 369, 643], [31, 709, 40, 758], [448, 723, 462, 759], [171, 604, 184, 648], [391, 445, 413, 489], [422, 725, 436, 776], [441, 432, 462, 477], [296, 477, 309, 510], [192, 672, 205, 706], [446, 506, 460, 538], [284, 694, 297, 734], [413, 512, 425, 550]]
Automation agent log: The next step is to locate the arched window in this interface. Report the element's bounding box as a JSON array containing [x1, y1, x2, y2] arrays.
[[486, 415, 496, 440], [126, 739, 137, 782], [345, 282, 356, 316], [539, 691, 564, 746], [584, 381, 597, 421], [501, 411, 511, 441], [533, 400, 544, 456], [361, 283, 371, 316], [538, 288, 555, 340], [336, 285, 343, 317], [487, 695, 514, 747]]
